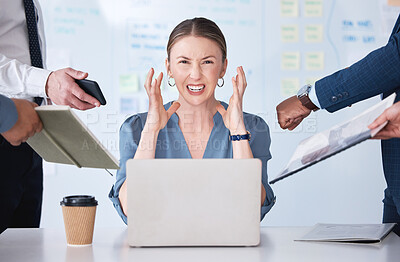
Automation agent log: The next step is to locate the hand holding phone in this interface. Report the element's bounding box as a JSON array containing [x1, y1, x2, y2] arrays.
[[75, 79, 107, 105]]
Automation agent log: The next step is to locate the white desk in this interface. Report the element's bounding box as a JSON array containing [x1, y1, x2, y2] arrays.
[[0, 227, 399, 262]]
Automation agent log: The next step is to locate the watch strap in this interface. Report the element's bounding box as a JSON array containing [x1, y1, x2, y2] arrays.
[[298, 94, 319, 111], [229, 131, 251, 141], [297, 85, 319, 111]]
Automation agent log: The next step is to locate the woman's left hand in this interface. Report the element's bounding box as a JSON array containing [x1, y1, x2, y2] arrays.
[[217, 66, 247, 133]]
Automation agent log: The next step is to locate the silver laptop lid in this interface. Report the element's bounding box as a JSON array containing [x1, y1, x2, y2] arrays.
[[127, 159, 261, 247]]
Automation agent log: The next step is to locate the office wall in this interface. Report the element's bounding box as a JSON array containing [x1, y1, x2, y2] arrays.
[[38, 0, 400, 228]]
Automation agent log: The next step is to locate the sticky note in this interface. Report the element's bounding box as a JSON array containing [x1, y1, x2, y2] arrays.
[[281, 25, 299, 42], [305, 24, 323, 43], [306, 52, 324, 71], [304, 0, 323, 17], [282, 52, 300, 70], [281, 0, 299, 17], [281, 78, 299, 97], [119, 74, 140, 93]]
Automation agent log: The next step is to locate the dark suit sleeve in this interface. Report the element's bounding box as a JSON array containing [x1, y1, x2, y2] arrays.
[[0, 94, 18, 133], [315, 26, 400, 113]]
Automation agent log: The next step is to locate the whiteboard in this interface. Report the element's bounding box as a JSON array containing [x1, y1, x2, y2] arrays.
[[38, 0, 400, 228]]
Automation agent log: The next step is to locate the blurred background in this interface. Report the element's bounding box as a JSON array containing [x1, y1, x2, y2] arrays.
[[38, 0, 400, 228]]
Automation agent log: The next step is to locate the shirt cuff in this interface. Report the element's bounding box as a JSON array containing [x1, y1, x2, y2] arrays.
[[26, 66, 52, 98], [308, 84, 321, 109]]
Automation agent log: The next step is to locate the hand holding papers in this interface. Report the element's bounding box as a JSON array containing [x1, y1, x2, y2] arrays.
[[369, 100, 400, 139], [270, 93, 396, 184]]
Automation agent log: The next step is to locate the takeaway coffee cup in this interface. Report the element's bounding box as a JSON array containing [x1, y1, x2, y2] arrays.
[[60, 195, 98, 246]]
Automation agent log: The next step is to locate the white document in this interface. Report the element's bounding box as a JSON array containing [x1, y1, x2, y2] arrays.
[[270, 93, 396, 184], [296, 223, 396, 243]]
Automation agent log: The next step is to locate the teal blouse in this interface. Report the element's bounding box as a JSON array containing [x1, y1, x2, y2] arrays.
[[109, 101, 275, 224]]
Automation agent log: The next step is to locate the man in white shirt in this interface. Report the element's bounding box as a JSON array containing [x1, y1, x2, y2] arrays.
[[0, 0, 100, 233]]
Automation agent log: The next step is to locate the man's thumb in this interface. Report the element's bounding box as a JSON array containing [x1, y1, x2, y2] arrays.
[[65, 68, 88, 80]]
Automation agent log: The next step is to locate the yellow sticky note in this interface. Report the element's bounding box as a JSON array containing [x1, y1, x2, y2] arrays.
[[306, 52, 324, 71], [281, 25, 299, 43], [282, 52, 300, 70], [119, 73, 140, 93], [281, 0, 299, 17], [305, 77, 321, 86], [305, 24, 323, 43], [281, 78, 299, 97], [304, 0, 323, 17]]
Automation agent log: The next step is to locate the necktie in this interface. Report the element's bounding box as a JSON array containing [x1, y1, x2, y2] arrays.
[[23, 0, 44, 105]]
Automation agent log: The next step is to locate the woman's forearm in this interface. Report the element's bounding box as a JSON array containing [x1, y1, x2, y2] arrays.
[[230, 124, 268, 206], [230, 123, 253, 159], [119, 128, 159, 215], [134, 128, 159, 159]]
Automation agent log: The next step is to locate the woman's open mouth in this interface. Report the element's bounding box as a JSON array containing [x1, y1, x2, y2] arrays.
[[187, 84, 205, 92]]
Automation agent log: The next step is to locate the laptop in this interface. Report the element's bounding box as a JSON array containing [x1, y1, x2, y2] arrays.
[[126, 158, 262, 247]]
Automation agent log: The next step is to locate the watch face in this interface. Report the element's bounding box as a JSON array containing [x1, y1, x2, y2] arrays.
[[297, 84, 310, 97]]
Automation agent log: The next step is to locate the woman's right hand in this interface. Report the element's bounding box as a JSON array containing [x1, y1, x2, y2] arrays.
[[143, 68, 180, 133]]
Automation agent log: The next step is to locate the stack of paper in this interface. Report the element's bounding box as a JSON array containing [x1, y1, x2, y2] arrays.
[[270, 93, 396, 184]]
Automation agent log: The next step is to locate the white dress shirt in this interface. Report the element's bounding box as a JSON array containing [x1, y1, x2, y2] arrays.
[[308, 84, 322, 109], [0, 0, 51, 101]]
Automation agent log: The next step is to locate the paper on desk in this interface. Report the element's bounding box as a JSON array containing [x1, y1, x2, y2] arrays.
[[270, 93, 396, 184], [296, 223, 396, 243]]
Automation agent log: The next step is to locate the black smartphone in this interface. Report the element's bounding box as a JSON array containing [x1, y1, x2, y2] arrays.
[[75, 79, 107, 105]]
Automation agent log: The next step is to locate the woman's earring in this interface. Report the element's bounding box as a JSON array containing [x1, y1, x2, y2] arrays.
[[168, 76, 176, 87], [217, 77, 224, 87]]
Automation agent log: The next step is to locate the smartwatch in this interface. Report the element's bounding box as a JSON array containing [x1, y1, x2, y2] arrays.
[[297, 84, 319, 111]]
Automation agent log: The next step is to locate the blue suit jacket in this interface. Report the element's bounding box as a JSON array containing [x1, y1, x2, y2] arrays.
[[315, 15, 400, 213], [0, 95, 17, 133]]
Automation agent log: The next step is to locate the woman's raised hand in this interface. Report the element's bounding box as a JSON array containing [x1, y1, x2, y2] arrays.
[[143, 68, 180, 133], [217, 66, 247, 133]]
